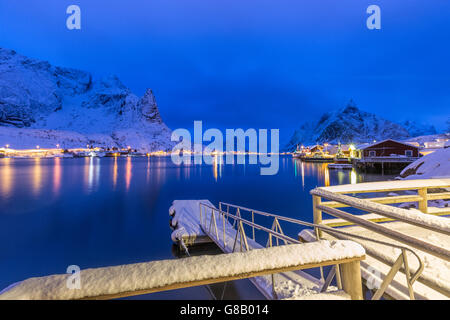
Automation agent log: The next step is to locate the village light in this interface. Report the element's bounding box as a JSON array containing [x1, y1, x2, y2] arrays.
[[36, 145, 40, 149], [5, 144, 9, 148]]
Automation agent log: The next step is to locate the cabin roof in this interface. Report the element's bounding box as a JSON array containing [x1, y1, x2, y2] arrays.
[[358, 139, 419, 150]]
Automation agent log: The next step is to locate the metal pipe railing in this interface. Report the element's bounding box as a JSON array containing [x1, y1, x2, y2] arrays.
[[200, 202, 425, 300]]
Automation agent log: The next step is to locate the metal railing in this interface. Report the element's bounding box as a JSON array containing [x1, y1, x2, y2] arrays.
[[198, 201, 424, 300]]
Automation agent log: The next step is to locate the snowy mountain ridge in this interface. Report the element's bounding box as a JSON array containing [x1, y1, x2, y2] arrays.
[[0, 48, 174, 151], [285, 100, 438, 151]]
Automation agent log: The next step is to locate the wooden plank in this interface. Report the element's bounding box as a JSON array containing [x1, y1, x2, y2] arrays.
[[319, 179, 450, 194], [322, 195, 423, 208], [418, 188, 428, 213], [317, 205, 450, 260], [80, 256, 365, 300], [301, 228, 450, 299], [312, 189, 450, 236], [427, 192, 450, 201], [340, 261, 363, 300]]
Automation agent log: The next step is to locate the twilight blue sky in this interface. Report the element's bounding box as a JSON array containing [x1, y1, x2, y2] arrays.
[[0, 0, 449, 144]]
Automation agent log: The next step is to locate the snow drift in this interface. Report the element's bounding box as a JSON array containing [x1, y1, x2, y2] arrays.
[[400, 147, 450, 179]]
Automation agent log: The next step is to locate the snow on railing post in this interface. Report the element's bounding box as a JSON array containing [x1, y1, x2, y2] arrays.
[[418, 187, 428, 213]]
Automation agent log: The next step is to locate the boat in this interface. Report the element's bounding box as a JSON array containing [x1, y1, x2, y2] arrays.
[[328, 163, 353, 169], [300, 152, 334, 162]]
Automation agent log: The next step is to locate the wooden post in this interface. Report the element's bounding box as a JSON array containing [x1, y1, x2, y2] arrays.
[[313, 195, 322, 237], [418, 188, 428, 213], [340, 261, 363, 300]]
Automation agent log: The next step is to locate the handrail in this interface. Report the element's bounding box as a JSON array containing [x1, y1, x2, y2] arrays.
[[200, 202, 424, 300], [308, 179, 450, 299], [317, 204, 450, 261], [311, 189, 450, 236]]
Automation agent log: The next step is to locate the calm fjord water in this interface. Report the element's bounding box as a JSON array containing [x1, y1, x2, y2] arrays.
[[0, 156, 391, 298]]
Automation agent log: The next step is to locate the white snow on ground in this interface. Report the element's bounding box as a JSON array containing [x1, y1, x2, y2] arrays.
[[0, 241, 364, 300], [0, 126, 116, 150], [400, 147, 450, 179]]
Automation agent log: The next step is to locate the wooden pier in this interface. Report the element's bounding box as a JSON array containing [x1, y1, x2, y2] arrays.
[[353, 156, 419, 174], [306, 179, 450, 300]]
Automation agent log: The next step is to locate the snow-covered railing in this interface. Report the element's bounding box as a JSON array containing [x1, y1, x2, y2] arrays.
[[201, 202, 425, 300], [316, 178, 450, 215], [310, 179, 450, 299], [0, 241, 365, 300]]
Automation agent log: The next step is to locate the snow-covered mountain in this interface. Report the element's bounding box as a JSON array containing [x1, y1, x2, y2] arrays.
[[285, 100, 436, 151], [402, 120, 436, 137], [0, 48, 174, 151]]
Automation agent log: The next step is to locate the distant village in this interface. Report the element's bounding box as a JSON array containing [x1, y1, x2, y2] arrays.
[[292, 134, 450, 173]]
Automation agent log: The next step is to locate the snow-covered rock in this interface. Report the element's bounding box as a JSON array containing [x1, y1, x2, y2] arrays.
[[285, 100, 434, 151], [402, 120, 437, 138], [400, 147, 450, 179], [0, 48, 174, 152]]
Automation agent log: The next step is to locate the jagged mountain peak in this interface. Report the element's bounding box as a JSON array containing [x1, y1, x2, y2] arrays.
[[0, 48, 174, 151], [285, 100, 426, 151], [138, 88, 162, 123]]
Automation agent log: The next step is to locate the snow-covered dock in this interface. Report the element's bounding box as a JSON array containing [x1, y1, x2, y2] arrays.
[[307, 179, 450, 300], [169, 200, 363, 299], [169, 200, 215, 247]]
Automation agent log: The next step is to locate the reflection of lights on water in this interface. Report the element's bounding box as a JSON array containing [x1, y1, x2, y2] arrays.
[[113, 157, 118, 189], [53, 157, 61, 194], [88, 157, 94, 190], [294, 160, 297, 177], [301, 161, 305, 189], [323, 163, 330, 187], [213, 155, 223, 181], [85, 157, 100, 192], [0, 158, 13, 197], [350, 169, 357, 184], [147, 157, 151, 182], [32, 157, 42, 196], [125, 157, 132, 191]]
